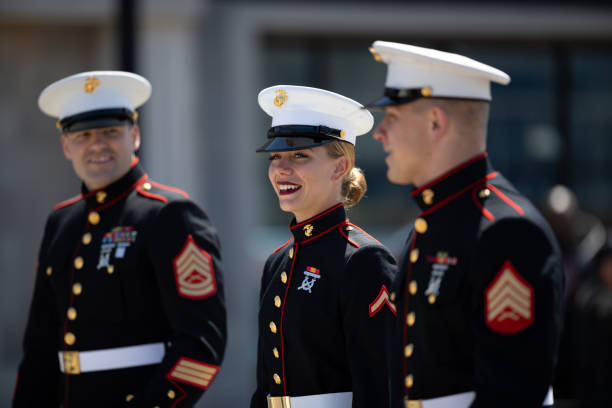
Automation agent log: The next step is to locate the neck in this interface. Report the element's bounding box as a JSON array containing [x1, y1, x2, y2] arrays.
[[414, 130, 486, 188], [294, 197, 344, 223]]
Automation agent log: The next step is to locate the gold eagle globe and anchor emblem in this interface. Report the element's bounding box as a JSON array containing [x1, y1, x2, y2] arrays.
[[84, 76, 100, 93], [303, 224, 314, 237], [273, 89, 288, 107]]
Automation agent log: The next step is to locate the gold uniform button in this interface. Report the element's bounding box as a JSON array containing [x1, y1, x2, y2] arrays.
[[82, 232, 92, 245], [405, 374, 414, 388], [479, 188, 491, 198], [74, 256, 84, 270], [107, 265, 115, 275], [88, 211, 100, 225], [273, 347, 280, 359], [72, 283, 83, 296], [405, 343, 414, 358], [64, 332, 76, 346], [274, 295, 281, 308], [273, 373, 281, 384], [125, 394, 134, 402], [345, 225, 354, 231], [414, 218, 428, 234], [45, 266, 52, 276], [390, 291, 396, 302], [428, 294, 437, 304], [288, 247, 294, 259], [142, 182, 152, 190], [167, 390, 176, 399], [269, 321, 277, 333], [280, 271, 288, 284], [409, 280, 418, 295], [410, 248, 419, 263], [67, 307, 77, 320], [422, 189, 434, 205], [407, 312, 416, 327], [96, 190, 107, 203]]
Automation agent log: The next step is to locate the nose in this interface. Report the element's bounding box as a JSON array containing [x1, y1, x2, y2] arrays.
[[271, 156, 293, 176], [90, 129, 109, 146], [373, 121, 387, 143]]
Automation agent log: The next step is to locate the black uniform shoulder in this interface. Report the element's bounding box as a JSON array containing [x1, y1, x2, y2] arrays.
[[136, 180, 190, 204], [340, 222, 385, 250], [341, 223, 397, 279]]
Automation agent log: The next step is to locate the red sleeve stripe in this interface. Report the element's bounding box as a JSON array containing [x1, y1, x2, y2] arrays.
[[167, 358, 219, 390], [149, 180, 189, 198]]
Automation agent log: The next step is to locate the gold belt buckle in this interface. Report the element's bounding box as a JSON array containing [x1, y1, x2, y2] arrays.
[[405, 399, 423, 408], [267, 396, 291, 408], [62, 351, 81, 375]]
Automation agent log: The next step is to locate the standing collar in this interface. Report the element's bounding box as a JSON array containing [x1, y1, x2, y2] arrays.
[[411, 152, 497, 212], [81, 157, 147, 208], [289, 203, 348, 243]]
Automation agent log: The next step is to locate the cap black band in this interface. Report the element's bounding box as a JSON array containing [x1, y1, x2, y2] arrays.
[[267, 125, 343, 140], [59, 108, 136, 133]]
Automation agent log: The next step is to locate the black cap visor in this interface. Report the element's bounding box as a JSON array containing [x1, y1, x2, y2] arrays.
[[256, 136, 334, 153], [60, 108, 136, 133], [363, 88, 427, 110], [256, 125, 343, 153]]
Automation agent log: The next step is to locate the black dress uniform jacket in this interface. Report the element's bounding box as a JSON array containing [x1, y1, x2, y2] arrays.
[[251, 203, 397, 408], [13, 160, 226, 408], [388, 153, 564, 408]]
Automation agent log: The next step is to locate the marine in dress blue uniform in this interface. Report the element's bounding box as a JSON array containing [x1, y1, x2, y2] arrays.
[[250, 86, 397, 408], [365, 42, 564, 408], [13, 71, 226, 408]]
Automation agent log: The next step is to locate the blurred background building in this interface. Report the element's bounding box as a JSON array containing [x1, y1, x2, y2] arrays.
[[1, 0, 611, 406]]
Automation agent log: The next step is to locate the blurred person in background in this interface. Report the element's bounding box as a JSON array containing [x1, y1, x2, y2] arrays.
[[366, 41, 564, 408], [250, 85, 397, 408], [13, 71, 226, 408]]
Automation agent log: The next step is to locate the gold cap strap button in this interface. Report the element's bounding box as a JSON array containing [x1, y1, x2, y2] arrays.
[[74, 256, 84, 270], [269, 321, 277, 333], [409, 280, 418, 295], [88, 211, 100, 225], [274, 295, 282, 308], [82, 232, 92, 245], [64, 332, 76, 346], [414, 218, 428, 234]]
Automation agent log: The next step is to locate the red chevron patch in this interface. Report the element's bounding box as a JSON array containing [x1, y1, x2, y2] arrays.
[[369, 285, 397, 317], [173, 234, 217, 299], [485, 260, 533, 334]]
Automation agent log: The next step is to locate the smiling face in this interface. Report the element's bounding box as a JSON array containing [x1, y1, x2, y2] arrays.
[[61, 124, 141, 190], [372, 103, 434, 186], [268, 145, 348, 222]]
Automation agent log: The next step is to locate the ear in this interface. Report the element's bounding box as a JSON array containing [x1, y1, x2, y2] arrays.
[[429, 106, 448, 139], [131, 125, 141, 151], [331, 155, 350, 182], [61, 135, 72, 161]]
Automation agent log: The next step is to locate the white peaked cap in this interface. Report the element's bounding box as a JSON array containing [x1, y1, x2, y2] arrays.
[[39, 71, 151, 120], [368, 41, 510, 105], [258, 85, 374, 149]]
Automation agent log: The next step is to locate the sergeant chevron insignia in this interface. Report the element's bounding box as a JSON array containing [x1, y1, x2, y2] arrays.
[[485, 260, 533, 334], [168, 357, 220, 390], [369, 285, 397, 316], [173, 234, 217, 299]]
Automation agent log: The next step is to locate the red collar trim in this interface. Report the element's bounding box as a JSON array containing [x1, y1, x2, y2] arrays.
[[92, 174, 148, 212], [291, 203, 344, 230], [411, 152, 488, 197]]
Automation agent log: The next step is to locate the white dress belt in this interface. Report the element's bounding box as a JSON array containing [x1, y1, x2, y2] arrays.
[[58, 342, 165, 374], [267, 391, 352, 408], [406, 387, 554, 408]]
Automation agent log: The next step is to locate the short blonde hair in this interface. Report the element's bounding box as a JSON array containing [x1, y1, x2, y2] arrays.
[[324, 140, 367, 208]]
